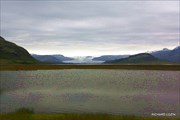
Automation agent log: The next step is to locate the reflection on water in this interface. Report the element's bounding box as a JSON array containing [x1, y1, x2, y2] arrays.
[[0, 70, 179, 116]]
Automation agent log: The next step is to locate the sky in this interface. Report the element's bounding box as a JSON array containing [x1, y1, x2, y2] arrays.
[[1, 0, 179, 57]]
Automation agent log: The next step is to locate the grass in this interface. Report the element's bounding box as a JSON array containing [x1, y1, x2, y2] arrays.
[[0, 108, 179, 120], [0, 64, 180, 71], [0, 113, 179, 120]]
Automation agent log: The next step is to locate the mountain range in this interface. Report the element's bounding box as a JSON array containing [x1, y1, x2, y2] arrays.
[[151, 46, 180, 63], [0, 36, 179, 65], [92, 55, 129, 61], [104, 53, 167, 64], [93, 47, 180, 63], [31, 54, 74, 64]]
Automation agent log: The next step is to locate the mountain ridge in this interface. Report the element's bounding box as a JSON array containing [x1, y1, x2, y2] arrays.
[[92, 55, 129, 61], [1, 36, 179, 64], [31, 54, 74, 63], [104, 53, 168, 64], [151, 46, 180, 63], [0, 36, 40, 64]]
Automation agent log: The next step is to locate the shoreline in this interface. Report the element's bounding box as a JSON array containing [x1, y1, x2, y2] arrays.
[[0, 64, 180, 71]]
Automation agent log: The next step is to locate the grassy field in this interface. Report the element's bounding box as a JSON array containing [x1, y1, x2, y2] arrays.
[[0, 64, 180, 71], [0, 113, 179, 120]]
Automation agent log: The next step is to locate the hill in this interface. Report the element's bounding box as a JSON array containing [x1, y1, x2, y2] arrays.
[[151, 46, 180, 63], [31, 54, 74, 64], [0, 36, 40, 64], [92, 55, 129, 61], [52, 55, 74, 61], [31, 54, 62, 64], [104, 53, 167, 64]]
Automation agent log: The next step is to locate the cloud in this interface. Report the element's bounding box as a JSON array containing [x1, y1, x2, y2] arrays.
[[1, 1, 179, 56]]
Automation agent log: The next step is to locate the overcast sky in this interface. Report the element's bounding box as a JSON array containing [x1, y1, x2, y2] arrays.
[[1, 0, 179, 56]]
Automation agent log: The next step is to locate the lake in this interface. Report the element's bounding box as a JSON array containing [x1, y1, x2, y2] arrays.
[[0, 70, 179, 117]]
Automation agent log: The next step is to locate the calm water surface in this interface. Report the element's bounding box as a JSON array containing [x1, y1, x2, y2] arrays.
[[0, 70, 179, 116]]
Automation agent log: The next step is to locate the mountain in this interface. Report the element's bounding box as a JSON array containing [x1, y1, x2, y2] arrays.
[[63, 56, 104, 64], [92, 55, 129, 61], [162, 48, 169, 51], [31, 54, 74, 63], [31, 54, 63, 64], [151, 46, 180, 63], [85, 56, 94, 59], [104, 53, 166, 64], [0, 36, 40, 64], [51, 55, 74, 61]]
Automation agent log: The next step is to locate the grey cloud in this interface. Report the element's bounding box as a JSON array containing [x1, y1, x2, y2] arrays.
[[1, 1, 179, 56]]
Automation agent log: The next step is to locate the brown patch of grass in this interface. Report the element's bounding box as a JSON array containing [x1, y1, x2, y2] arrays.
[[0, 64, 180, 71]]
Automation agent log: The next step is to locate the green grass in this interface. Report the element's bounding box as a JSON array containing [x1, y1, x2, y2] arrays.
[[0, 108, 179, 120], [0, 113, 179, 120]]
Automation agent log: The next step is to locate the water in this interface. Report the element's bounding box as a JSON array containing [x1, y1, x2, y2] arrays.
[[0, 70, 179, 117]]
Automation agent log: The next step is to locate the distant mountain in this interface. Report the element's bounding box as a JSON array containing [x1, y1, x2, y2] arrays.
[[51, 55, 74, 61], [31, 54, 74, 63], [151, 46, 180, 63], [0, 36, 40, 64], [85, 56, 94, 59], [104, 53, 166, 64], [162, 48, 169, 51], [92, 55, 129, 61], [63, 56, 103, 64], [31, 54, 63, 64], [173, 46, 180, 50]]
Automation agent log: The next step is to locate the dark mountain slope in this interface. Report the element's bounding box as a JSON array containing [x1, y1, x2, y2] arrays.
[[32, 54, 63, 64], [0, 36, 40, 64], [52, 55, 74, 61], [151, 46, 180, 63], [104, 53, 167, 64], [92, 55, 129, 61], [31, 54, 74, 63]]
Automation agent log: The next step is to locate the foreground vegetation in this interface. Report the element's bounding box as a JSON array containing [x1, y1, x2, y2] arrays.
[[0, 64, 180, 71], [0, 113, 179, 120], [0, 108, 179, 120]]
